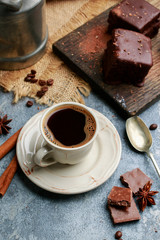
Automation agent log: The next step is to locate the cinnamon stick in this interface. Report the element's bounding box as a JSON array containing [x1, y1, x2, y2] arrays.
[[0, 128, 22, 160], [0, 155, 18, 196]]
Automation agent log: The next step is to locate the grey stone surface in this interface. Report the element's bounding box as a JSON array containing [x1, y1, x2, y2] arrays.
[[0, 87, 160, 240]]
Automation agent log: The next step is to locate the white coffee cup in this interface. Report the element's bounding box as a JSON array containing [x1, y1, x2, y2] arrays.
[[34, 102, 98, 167]]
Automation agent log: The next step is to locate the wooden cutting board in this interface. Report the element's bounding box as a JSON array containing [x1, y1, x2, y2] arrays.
[[52, 1, 160, 117]]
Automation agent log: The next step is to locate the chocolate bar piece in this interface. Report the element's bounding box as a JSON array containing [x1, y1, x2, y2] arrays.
[[108, 0, 160, 38], [108, 186, 132, 207], [120, 168, 153, 194], [108, 198, 141, 224], [103, 28, 152, 86]]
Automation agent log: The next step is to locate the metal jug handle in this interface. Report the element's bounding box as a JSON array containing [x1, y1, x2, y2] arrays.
[[0, 0, 22, 11]]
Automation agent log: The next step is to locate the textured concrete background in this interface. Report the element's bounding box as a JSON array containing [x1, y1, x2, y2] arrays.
[[0, 87, 160, 240]]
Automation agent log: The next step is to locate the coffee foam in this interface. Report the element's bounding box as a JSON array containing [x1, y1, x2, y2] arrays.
[[43, 105, 96, 148]]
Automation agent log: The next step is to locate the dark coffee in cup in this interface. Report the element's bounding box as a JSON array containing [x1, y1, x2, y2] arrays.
[[43, 105, 96, 148]]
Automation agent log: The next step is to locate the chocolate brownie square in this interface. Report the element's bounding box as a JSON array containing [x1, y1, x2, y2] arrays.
[[108, 186, 132, 207], [120, 168, 153, 194], [103, 28, 152, 86], [108, 0, 160, 38]]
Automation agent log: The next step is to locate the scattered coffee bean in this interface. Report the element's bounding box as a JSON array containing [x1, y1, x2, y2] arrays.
[[36, 90, 45, 98], [47, 79, 54, 86], [149, 124, 157, 130], [26, 100, 33, 107], [27, 74, 35, 78], [41, 86, 48, 92], [115, 231, 122, 239], [30, 78, 38, 83], [31, 69, 36, 74], [24, 76, 31, 82], [39, 80, 46, 86]]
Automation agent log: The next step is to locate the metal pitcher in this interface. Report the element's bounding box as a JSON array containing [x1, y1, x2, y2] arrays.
[[0, 0, 48, 70]]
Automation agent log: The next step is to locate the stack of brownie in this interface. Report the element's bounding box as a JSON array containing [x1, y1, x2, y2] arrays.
[[108, 168, 153, 224], [103, 0, 160, 86]]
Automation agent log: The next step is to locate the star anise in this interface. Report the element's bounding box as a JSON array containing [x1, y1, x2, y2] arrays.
[[135, 181, 159, 211], [0, 114, 12, 135]]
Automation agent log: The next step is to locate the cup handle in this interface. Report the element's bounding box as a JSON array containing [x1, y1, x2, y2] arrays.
[[34, 146, 57, 167]]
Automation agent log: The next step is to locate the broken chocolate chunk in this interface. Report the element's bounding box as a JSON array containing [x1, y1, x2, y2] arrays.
[[108, 198, 140, 224], [120, 168, 153, 194], [108, 186, 132, 207]]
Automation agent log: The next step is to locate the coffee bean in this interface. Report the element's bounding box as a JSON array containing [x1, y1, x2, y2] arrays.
[[115, 231, 122, 239], [27, 74, 35, 78], [36, 90, 45, 98], [24, 76, 31, 82], [26, 101, 33, 107], [47, 79, 54, 86], [31, 69, 36, 74], [41, 86, 48, 92], [39, 80, 46, 86], [149, 124, 158, 130], [30, 78, 38, 83]]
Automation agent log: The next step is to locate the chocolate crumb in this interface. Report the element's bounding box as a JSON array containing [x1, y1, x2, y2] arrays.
[[149, 124, 157, 130], [26, 101, 33, 107]]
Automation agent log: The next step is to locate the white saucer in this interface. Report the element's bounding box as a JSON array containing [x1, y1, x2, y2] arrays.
[[16, 108, 121, 194]]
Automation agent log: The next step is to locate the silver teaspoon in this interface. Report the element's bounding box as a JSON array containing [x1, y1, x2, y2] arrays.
[[126, 116, 160, 178]]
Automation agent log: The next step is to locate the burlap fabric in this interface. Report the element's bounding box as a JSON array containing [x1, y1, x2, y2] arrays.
[[0, 0, 119, 105]]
